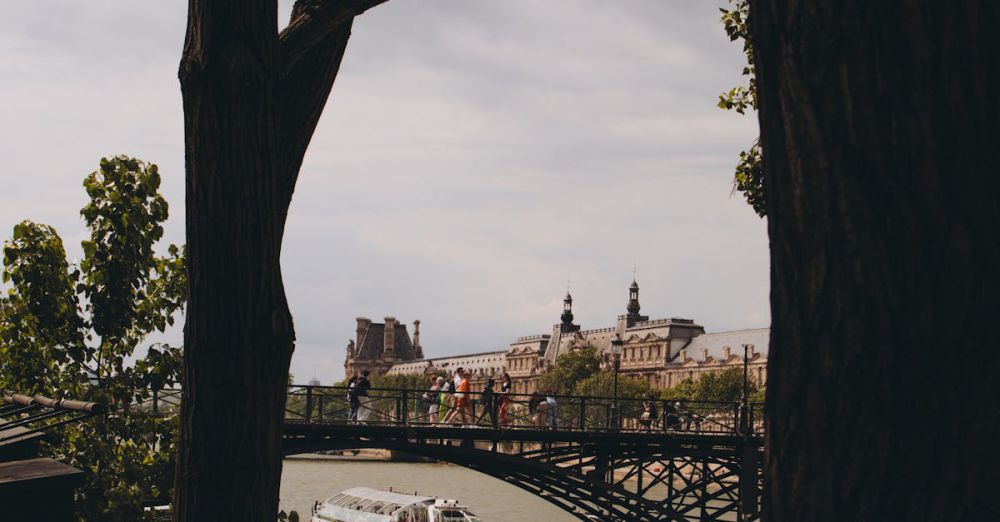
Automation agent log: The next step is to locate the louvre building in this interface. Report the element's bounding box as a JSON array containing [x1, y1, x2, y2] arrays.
[[344, 280, 767, 394]]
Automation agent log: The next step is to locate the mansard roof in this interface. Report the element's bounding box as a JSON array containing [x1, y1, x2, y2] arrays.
[[355, 322, 418, 361], [626, 317, 703, 332], [680, 328, 770, 361], [386, 350, 507, 376]]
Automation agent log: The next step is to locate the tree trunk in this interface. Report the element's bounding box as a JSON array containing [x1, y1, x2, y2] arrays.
[[174, 1, 387, 520], [751, 1, 1000, 520]]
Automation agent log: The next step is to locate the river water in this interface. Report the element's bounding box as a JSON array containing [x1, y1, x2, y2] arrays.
[[279, 457, 576, 521]]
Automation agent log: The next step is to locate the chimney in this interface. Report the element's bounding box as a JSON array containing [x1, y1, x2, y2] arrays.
[[680, 349, 687, 362], [747, 344, 756, 357], [356, 317, 371, 344], [383, 316, 397, 360], [412, 320, 423, 359], [700, 348, 709, 361], [723, 346, 731, 359]]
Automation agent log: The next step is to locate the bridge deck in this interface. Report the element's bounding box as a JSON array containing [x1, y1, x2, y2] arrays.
[[282, 419, 755, 449]]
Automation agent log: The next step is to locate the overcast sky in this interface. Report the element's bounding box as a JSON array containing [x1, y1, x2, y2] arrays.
[[0, 1, 766, 383]]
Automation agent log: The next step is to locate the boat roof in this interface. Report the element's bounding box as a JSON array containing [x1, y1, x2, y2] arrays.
[[325, 487, 434, 512]]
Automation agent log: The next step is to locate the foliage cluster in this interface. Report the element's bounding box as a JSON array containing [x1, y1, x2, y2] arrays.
[[718, 0, 765, 217], [660, 366, 765, 403], [545, 350, 765, 404], [0, 156, 186, 521], [332, 370, 447, 391], [573, 372, 651, 400], [542, 347, 651, 399], [540, 346, 602, 395], [369, 371, 447, 391]]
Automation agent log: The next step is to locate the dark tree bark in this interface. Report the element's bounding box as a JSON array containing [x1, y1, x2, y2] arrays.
[[175, 1, 388, 520], [752, 1, 1000, 520]]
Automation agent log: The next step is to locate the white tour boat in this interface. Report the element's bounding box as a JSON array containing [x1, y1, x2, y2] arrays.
[[310, 487, 482, 522]]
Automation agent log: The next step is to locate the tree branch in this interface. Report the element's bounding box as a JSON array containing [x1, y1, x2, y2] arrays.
[[273, 0, 392, 229], [286, 0, 390, 37]]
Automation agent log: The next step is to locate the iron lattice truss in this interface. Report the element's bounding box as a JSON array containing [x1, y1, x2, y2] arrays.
[[284, 428, 762, 521], [281, 381, 764, 522], [155, 383, 765, 521]]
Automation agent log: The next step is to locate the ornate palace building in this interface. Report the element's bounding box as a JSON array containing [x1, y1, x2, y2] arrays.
[[344, 280, 768, 393], [343, 316, 424, 377]]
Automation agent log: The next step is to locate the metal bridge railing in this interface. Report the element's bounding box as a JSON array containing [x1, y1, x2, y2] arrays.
[[282, 385, 763, 436], [0, 394, 105, 443]]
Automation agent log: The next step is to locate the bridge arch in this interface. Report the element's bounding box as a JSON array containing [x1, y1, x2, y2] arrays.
[[284, 437, 672, 521]]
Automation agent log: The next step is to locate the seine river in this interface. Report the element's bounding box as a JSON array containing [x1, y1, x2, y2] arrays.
[[279, 457, 575, 521]]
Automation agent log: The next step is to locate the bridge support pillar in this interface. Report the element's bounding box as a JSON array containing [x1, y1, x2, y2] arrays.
[[738, 438, 761, 520], [700, 459, 709, 522], [585, 447, 613, 518]]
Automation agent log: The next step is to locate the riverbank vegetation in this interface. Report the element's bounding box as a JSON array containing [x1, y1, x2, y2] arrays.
[[0, 156, 185, 520], [661, 367, 765, 404]]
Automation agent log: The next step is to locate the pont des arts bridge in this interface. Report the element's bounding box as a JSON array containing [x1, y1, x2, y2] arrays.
[[144, 385, 765, 521]]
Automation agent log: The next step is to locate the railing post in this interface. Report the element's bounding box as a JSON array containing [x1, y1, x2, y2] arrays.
[[492, 397, 499, 430], [399, 390, 407, 425], [579, 398, 586, 431], [306, 386, 313, 423], [152, 389, 159, 415]]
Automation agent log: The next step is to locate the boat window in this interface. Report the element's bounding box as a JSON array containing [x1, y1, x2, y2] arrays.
[[439, 510, 468, 522], [378, 503, 401, 514]]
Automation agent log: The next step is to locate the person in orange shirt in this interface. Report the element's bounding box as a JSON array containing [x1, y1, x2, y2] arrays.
[[447, 367, 472, 425]]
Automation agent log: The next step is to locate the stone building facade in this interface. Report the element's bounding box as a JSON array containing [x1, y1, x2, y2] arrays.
[[345, 280, 768, 394], [343, 316, 423, 377]]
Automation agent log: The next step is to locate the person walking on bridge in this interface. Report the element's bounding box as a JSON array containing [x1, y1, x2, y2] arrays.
[[529, 392, 547, 427], [639, 393, 658, 431], [498, 373, 512, 426], [476, 378, 497, 427], [544, 389, 558, 429], [423, 376, 442, 424], [447, 368, 472, 425], [347, 372, 360, 421], [438, 376, 453, 423], [355, 370, 372, 422]]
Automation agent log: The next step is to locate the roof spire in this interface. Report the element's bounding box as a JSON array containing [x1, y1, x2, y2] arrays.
[[560, 288, 579, 332], [627, 275, 642, 324], [561, 291, 574, 326]]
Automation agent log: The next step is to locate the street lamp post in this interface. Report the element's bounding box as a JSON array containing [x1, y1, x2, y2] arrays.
[[739, 344, 750, 436], [610, 333, 623, 431]]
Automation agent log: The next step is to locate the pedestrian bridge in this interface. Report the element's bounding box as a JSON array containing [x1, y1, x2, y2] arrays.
[[11, 385, 764, 521], [152, 385, 764, 521]]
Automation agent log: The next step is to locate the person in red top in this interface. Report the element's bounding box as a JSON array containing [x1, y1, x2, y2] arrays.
[[498, 373, 512, 426]]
